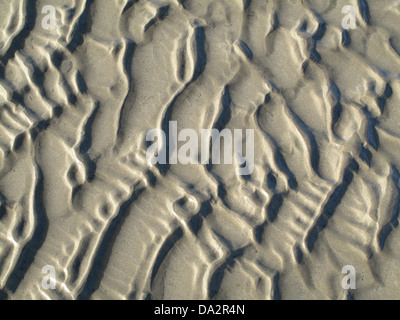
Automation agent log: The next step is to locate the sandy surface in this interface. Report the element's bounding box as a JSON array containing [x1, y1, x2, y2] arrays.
[[1, 0, 400, 300]]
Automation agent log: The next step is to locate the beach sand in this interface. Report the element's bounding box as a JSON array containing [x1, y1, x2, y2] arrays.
[[0, 0, 400, 299]]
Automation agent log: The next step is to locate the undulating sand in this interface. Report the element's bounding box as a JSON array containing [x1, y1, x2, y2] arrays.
[[1, 0, 400, 300]]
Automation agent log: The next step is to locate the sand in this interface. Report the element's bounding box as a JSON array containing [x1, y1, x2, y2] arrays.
[[0, 0, 400, 300]]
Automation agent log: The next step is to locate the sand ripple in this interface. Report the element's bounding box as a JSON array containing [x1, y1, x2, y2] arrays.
[[0, 0, 400, 299]]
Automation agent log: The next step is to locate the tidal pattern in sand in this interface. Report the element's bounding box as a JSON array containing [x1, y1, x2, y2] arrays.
[[1, 0, 400, 299]]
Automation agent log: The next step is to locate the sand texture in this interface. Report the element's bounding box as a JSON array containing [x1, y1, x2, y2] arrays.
[[1, 0, 400, 300]]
